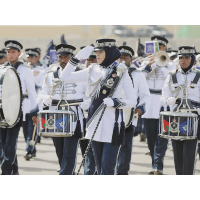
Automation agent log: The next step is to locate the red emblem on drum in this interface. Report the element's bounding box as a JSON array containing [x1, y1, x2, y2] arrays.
[[41, 117, 47, 129], [163, 119, 169, 132]]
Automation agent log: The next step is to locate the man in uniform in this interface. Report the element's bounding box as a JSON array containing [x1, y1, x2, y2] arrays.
[[142, 36, 176, 175], [0, 40, 38, 175], [37, 44, 87, 175], [116, 45, 150, 175], [0, 50, 7, 64], [34, 48, 43, 67], [23, 48, 45, 160]]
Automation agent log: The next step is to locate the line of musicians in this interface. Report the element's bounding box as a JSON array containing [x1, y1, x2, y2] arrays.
[[0, 35, 200, 175]]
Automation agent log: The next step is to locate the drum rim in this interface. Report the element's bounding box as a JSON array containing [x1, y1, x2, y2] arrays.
[[160, 111, 198, 117], [159, 134, 197, 140], [38, 110, 75, 114], [1, 67, 22, 127]]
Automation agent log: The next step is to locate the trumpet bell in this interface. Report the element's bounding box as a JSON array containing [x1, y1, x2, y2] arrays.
[[154, 51, 170, 67]]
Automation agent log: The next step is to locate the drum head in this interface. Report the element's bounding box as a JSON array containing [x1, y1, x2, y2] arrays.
[[2, 68, 21, 126]]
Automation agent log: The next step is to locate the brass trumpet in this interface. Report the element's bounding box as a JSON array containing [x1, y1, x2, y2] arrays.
[[133, 51, 170, 67]]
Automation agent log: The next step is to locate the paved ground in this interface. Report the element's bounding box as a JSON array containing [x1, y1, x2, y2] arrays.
[[1, 129, 200, 175]]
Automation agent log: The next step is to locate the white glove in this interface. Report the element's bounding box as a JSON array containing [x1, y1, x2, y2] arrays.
[[76, 46, 94, 60], [117, 61, 127, 76], [103, 98, 114, 107], [197, 108, 200, 115], [167, 97, 176, 105], [80, 99, 91, 110], [42, 96, 52, 106]]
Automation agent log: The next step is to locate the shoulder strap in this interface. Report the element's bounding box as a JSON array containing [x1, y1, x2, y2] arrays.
[[14, 61, 23, 70], [171, 69, 178, 84], [129, 67, 137, 73], [52, 66, 60, 79], [191, 70, 200, 85]]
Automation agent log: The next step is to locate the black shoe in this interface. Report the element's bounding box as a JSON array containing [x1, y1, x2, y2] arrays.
[[31, 153, 36, 158], [148, 170, 155, 175], [154, 169, 163, 175], [12, 171, 19, 175], [140, 133, 146, 142], [145, 151, 151, 155], [37, 137, 41, 143], [24, 152, 32, 161]]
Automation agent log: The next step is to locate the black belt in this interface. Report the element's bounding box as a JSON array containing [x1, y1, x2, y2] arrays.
[[23, 94, 28, 99], [52, 99, 83, 106], [176, 98, 200, 108], [149, 89, 162, 95]]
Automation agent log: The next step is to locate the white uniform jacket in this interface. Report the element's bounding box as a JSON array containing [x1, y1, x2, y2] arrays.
[[37, 64, 87, 133], [131, 68, 151, 125], [5, 62, 38, 121], [32, 66, 45, 93], [160, 67, 200, 110], [60, 57, 137, 143], [142, 61, 176, 119]]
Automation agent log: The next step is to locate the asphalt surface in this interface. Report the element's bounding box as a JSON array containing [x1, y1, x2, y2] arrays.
[[1, 129, 200, 175]]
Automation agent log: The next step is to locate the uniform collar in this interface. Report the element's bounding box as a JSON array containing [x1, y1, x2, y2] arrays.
[[178, 66, 194, 75]]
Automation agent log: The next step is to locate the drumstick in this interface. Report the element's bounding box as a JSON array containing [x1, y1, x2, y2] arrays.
[[29, 125, 37, 146], [172, 97, 178, 104], [49, 84, 54, 99], [60, 102, 82, 107]]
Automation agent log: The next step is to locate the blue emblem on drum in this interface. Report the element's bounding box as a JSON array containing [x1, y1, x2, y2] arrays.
[[47, 116, 55, 129], [179, 120, 191, 134], [55, 116, 68, 130], [170, 119, 178, 133]]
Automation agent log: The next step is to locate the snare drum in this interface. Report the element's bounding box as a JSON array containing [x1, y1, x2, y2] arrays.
[[159, 111, 198, 140], [0, 66, 22, 128], [37, 110, 75, 137]]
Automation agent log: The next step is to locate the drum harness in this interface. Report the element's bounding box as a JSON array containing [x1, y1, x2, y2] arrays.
[[169, 69, 200, 111], [44, 66, 84, 120]]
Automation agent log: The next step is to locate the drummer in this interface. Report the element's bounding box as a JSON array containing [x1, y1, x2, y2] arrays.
[[0, 40, 38, 175], [160, 46, 200, 175], [37, 44, 87, 175], [22, 48, 45, 161]]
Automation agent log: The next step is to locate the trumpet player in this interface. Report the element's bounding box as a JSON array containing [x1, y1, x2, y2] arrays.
[[142, 35, 176, 175]]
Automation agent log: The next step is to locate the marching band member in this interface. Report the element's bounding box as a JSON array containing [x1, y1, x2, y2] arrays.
[[116, 45, 150, 175], [37, 44, 87, 175], [23, 48, 45, 160], [60, 39, 137, 175], [142, 36, 176, 175], [0, 40, 38, 175], [160, 46, 199, 175], [0, 50, 7, 65], [34, 48, 43, 67], [25, 48, 45, 93]]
